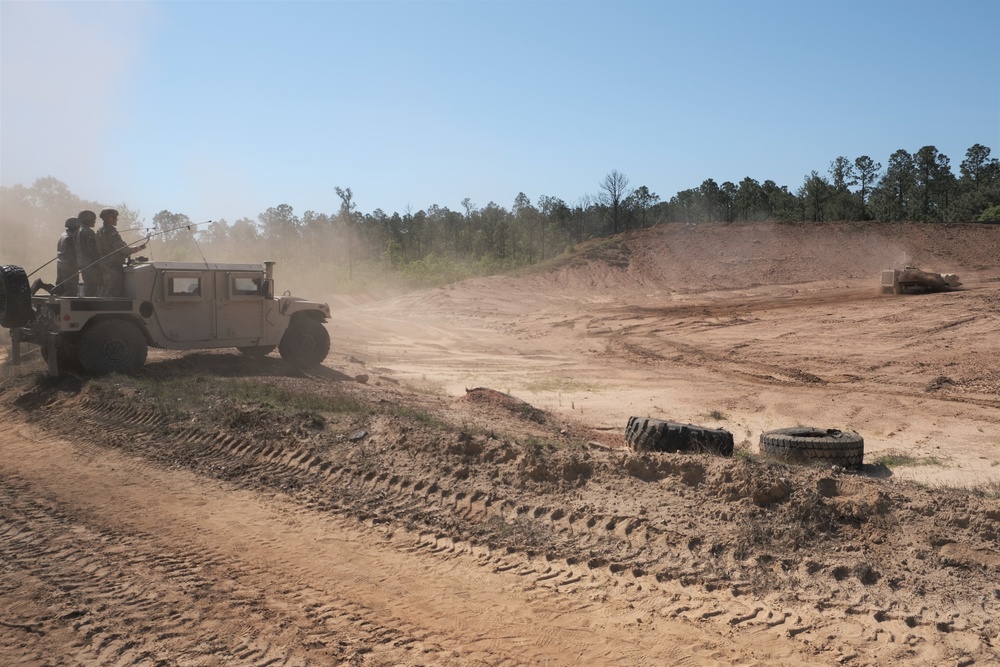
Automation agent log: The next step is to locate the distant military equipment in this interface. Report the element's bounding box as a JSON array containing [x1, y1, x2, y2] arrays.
[[880, 266, 961, 294]]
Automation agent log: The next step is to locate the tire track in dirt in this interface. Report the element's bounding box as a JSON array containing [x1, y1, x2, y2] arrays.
[[68, 394, 688, 598], [5, 373, 998, 667], [8, 413, 812, 664], [2, 412, 805, 667], [622, 287, 886, 320], [65, 398, 1000, 658], [593, 309, 1000, 412], [0, 470, 438, 666]]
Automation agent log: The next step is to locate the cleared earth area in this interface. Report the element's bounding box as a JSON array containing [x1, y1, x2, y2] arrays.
[[2, 221, 998, 666]]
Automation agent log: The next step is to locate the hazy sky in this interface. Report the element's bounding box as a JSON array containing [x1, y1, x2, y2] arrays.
[[2, 0, 998, 224]]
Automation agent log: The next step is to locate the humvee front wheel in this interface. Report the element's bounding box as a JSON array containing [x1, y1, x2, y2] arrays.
[[0, 265, 32, 329], [79, 320, 148, 375], [279, 317, 330, 369]]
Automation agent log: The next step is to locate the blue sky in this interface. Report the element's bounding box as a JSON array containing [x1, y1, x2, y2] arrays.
[[2, 0, 998, 224]]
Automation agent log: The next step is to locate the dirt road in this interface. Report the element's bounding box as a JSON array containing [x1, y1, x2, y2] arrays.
[[2, 221, 998, 666]]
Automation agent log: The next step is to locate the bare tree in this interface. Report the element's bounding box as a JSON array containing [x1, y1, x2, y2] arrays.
[[599, 170, 631, 234]]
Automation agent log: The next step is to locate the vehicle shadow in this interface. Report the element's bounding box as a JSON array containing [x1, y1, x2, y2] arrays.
[[143, 352, 356, 381]]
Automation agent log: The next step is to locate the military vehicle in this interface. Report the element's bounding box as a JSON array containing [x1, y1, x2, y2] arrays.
[[881, 266, 961, 294], [0, 259, 331, 376]]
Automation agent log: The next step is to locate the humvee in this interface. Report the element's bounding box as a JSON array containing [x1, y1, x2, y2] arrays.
[[0, 260, 331, 376]]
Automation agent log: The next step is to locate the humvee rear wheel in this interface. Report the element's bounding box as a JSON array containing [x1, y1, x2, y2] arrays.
[[279, 317, 330, 369], [40, 333, 82, 372], [79, 320, 148, 375], [237, 345, 276, 358], [0, 265, 32, 329]]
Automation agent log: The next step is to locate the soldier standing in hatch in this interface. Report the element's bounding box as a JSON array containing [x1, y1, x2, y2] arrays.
[[76, 210, 102, 296], [54, 217, 81, 296], [95, 208, 145, 297]]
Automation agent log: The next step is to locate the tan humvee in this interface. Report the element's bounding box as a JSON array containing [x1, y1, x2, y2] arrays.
[[0, 260, 331, 376]]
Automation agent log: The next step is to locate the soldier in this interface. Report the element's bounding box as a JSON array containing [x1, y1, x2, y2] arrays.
[[54, 217, 81, 296], [76, 210, 102, 296], [95, 208, 145, 297]]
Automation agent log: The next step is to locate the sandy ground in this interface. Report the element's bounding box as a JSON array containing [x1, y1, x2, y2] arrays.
[[332, 221, 1000, 486], [1, 221, 999, 666]]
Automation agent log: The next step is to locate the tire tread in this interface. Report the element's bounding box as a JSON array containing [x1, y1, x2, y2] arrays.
[[0, 265, 32, 329], [759, 427, 863, 468], [626, 417, 734, 456]]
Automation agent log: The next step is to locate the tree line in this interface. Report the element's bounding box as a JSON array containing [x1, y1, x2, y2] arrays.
[[2, 142, 997, 290]]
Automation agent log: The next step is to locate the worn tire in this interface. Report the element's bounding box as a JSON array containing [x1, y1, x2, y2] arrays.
[[0, 265, 32, 329], [279, 316, 330, 369], [78, 319, 148, 375], [759, 427, 864, 468], [237, 345, 276, 358], [625, 417, 734, 456]]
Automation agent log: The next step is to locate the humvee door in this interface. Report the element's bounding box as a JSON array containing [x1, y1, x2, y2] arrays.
[[157, 271, 213, 342], [214, 271, 265, 340]]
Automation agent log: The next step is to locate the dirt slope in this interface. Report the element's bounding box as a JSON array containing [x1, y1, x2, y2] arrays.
[[333, 221, 1000, 485], [1, 220, 999, 666]]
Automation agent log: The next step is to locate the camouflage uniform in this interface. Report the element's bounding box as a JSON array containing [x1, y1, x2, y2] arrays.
[[76, 210, 103, 296], [54, 218, 80, 296], [95, 222, 132, 297]]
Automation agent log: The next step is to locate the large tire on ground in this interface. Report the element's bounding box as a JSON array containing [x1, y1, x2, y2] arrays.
[[759, 427, 864, 468], [237, 345, 276, 358], [625, 417, 734, 456], [78, 319, 148, 375], [279, 316, 330, 370], [0, 265, 32, 329]]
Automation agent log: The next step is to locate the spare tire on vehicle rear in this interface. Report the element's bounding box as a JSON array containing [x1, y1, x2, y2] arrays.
[[759, 427, 864, 468], [626, 417, 734, 456], [0, 265, 32, 329]]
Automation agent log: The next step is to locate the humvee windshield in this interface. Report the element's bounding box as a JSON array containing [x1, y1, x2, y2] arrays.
[[232, 277, 262, 296]]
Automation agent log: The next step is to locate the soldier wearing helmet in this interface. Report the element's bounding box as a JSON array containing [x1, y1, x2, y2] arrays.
[[54, 217, 81, 296], [76, 210, 102, 296], [95, 208, 146, 297]]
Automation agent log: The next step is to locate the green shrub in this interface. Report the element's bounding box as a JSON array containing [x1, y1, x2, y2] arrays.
[[979, 205, 1000, 222]]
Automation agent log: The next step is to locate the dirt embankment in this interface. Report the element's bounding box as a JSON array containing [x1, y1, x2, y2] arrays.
[[1, 220, 999, 666], [333, 221, 1000, 483]]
